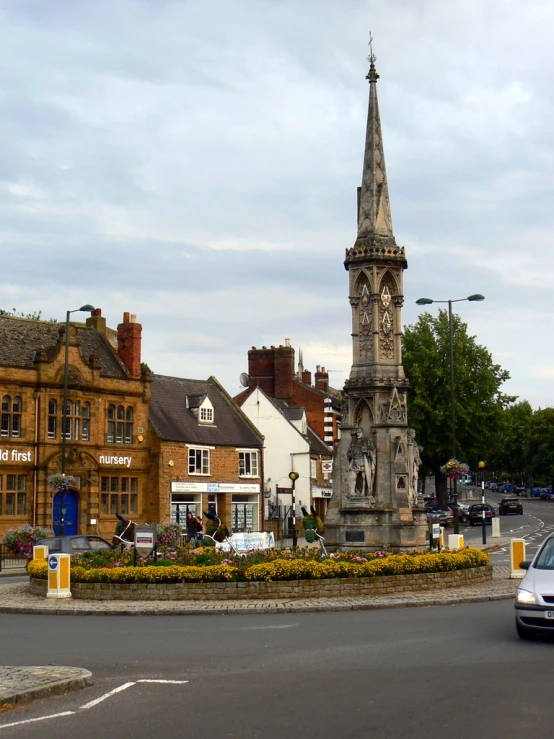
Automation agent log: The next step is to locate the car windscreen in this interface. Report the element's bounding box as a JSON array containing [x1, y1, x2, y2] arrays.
[[534, 539, 554, 569], [503, 499, 519, 504]]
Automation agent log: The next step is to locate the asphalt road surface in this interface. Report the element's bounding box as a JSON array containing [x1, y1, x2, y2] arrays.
[[1, 600, 554, 739]]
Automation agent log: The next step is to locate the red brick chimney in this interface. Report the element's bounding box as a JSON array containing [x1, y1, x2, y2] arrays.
[[117, 312, 142, 379], [247, 339, 294, 402], [301, 369, 312, 385], [314, 365, 329, 392]]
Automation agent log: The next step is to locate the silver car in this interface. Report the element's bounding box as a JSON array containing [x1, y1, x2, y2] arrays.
[[515, 532, 554, 639]]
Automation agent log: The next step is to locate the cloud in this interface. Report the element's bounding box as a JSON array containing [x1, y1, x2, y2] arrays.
[[0, 0, 553, 408]]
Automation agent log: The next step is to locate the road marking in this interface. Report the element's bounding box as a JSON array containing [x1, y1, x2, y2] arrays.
[[137, 680, 188, 685], [79, 681, 135, 710], [240, 624, 299, 630], [0, 712, 74, 731]]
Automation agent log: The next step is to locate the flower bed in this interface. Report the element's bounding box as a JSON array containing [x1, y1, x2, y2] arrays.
[[28, 548, 488, 585]]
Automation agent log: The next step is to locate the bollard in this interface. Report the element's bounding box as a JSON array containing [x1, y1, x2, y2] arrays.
[[510, 539, 526, 579], [439, 528, 444, 550], [491, 517, 501, 538], [447, 534, 464, 550], [33, 545, 48, 560], [46, 553, 72, 599]]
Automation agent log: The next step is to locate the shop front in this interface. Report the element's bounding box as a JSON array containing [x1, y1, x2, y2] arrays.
[[170, 481, 261, 533]]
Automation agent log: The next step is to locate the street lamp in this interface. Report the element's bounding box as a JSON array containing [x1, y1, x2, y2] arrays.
[[59, 304, 95, 535], [415, 294, 485, 534], [288, 471, 299, 549]]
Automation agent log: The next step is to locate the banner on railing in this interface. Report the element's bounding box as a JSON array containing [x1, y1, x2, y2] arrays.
[[217, 532, 275, 552]]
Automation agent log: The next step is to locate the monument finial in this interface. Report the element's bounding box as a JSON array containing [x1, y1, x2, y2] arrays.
[[366, 32, 379, 83]]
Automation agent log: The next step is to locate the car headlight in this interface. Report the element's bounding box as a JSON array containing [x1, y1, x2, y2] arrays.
[[517, 589, 536, 604]]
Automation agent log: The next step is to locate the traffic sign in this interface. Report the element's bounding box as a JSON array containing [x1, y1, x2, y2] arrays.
[[48, 556, 58, 570]]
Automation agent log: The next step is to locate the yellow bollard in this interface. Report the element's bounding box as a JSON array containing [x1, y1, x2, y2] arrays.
[[46, 553, 72, 599], [510, 539, 526, 579], [33, 545, 48, 560], [447, 534, 464, 550]]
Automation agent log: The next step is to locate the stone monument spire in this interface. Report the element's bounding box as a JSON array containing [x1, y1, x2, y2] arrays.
[[324, 43, 427, 552]]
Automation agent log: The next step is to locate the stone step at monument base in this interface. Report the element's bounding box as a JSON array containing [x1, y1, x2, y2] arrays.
[[324, 507, 428, 552]]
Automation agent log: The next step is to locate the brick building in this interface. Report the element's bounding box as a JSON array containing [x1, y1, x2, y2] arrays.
[[0, 311, 263, 539], [234, 340, 342, 446], [149, 375, 264, 532]]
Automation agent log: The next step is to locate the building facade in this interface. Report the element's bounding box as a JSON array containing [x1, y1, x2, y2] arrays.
[[0, 311, 264, 539]]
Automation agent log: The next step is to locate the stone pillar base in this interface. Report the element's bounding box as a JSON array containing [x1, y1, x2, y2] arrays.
[[324, 507, 428, 552]]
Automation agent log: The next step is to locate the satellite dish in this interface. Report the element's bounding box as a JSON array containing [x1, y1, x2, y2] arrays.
[[239, 372, 250, 388]]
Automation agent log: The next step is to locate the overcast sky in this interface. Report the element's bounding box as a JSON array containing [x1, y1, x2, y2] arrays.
[[1, 0, 552, 408]]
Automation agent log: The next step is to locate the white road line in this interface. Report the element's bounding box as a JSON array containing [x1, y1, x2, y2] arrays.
[[0, 711, 74, 731], [241, 624, 299, 631], [79, 681, 136, 710], [137, 680, 188, 685]]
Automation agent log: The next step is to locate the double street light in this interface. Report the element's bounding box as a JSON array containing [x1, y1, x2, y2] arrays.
[[415, 294, 485, 534], [59, 304, 95, 536]]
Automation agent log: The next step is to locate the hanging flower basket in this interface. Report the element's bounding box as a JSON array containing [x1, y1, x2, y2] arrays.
[[48, 473, 76, 493], [440, 459, 469, 481]]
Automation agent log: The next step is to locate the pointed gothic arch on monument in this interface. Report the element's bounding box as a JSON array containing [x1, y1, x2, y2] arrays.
[[353, 397, 374, 438]]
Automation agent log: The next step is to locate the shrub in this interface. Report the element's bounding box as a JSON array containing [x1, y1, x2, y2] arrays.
[[2, 525, 50, 557], [28, 548, 489, 584]]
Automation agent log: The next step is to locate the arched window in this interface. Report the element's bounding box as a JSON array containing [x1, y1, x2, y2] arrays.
[[107, 404, 134, 444], [58, 398, 91, 442], [116, 405, 124, 443], [107, 404, 116, 443], [125, 407, 133, 444], [1, 395, 22, 438], [48, 399, 57, 439]]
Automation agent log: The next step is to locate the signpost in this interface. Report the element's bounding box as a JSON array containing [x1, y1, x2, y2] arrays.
[[134, 525, 157, 561]]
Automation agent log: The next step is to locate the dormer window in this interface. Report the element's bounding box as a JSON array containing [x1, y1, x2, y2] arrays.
[[200, 406, 213, 423], [187, 394, 214, 425]]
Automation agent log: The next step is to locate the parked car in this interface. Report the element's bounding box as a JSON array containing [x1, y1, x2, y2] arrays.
[[490, 483, 501, 492], [515, 486, 526, 497], [531, 487, 543, 498], [499, 498, 523, 515], [35, 535, 114, 554], [449, 502, 470, 523], [467, 504, 495, 526], [502, 484, 513, 494], [540, 489, 552, 500], [515, 532, 554, 639], [426, 510, 453, 527]]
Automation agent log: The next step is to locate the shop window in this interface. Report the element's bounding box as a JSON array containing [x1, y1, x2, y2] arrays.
[[107, 404, 133, 444], [239, 451, 258, 477], [5, 494, 14, 516], [188, 448, 210, 475], [100, 477, 139, 516], [1, 395, 22, 438]]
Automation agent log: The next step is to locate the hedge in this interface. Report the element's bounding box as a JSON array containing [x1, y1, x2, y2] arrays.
[[28, 548, 488, 584]]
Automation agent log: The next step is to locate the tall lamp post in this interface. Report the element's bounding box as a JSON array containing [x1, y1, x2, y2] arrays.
[[415, 294, 485, 534], [288, 471, 299, 549], [59, 304, 95, 536]]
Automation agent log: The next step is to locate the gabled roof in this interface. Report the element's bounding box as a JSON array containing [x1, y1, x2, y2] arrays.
[[306, 426, 332, 456], [0, 315, 128, 379], [149, 375, 263, 447]]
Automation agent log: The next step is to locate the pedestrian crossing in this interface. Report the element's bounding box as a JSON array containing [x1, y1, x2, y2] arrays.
[[489, 522, 554, 565]]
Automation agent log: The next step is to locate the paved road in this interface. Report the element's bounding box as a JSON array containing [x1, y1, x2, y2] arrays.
[[1, 602, 554, 739]]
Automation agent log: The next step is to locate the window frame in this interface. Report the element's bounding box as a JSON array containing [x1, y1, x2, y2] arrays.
[[188, 447, 211, 476], [238, 450, 259, 478]]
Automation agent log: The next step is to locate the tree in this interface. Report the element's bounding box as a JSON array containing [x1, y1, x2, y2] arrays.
[[526, 408, 554, 486], [488, 401, 533, 484], [402, 310, 514, 507]]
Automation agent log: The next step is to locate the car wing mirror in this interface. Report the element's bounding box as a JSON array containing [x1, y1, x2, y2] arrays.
[[519, 561, 531, 570]]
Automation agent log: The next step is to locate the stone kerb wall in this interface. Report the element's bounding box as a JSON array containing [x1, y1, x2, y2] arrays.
[[30, 565, 492, 601]]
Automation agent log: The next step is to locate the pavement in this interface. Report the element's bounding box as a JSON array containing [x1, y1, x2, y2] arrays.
[[0, 666, 92, 708]]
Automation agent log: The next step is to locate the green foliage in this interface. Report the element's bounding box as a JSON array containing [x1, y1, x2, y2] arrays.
[[526, 408, 554, 482], [403, 310, 514, 497], [0, 308, 55, 321]]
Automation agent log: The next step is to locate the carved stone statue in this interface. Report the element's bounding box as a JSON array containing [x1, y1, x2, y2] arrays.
[[407, 428, 422, 505], [348, 428, 376, 497]]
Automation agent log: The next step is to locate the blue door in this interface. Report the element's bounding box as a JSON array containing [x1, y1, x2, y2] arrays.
[[53, 490, 79, 536]]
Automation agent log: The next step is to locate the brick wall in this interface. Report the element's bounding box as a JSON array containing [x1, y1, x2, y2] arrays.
[[30, 565, 492, 600]]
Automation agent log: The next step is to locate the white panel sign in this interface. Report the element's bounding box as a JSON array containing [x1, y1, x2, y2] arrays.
[[171, 482, 260, 494], [217, 532, 275, 552]]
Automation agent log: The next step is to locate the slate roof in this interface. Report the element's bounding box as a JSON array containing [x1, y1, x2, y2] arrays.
[[0, 316, 128, 379], [306, 426, 332, 456], [149, 375, 263, 448]]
